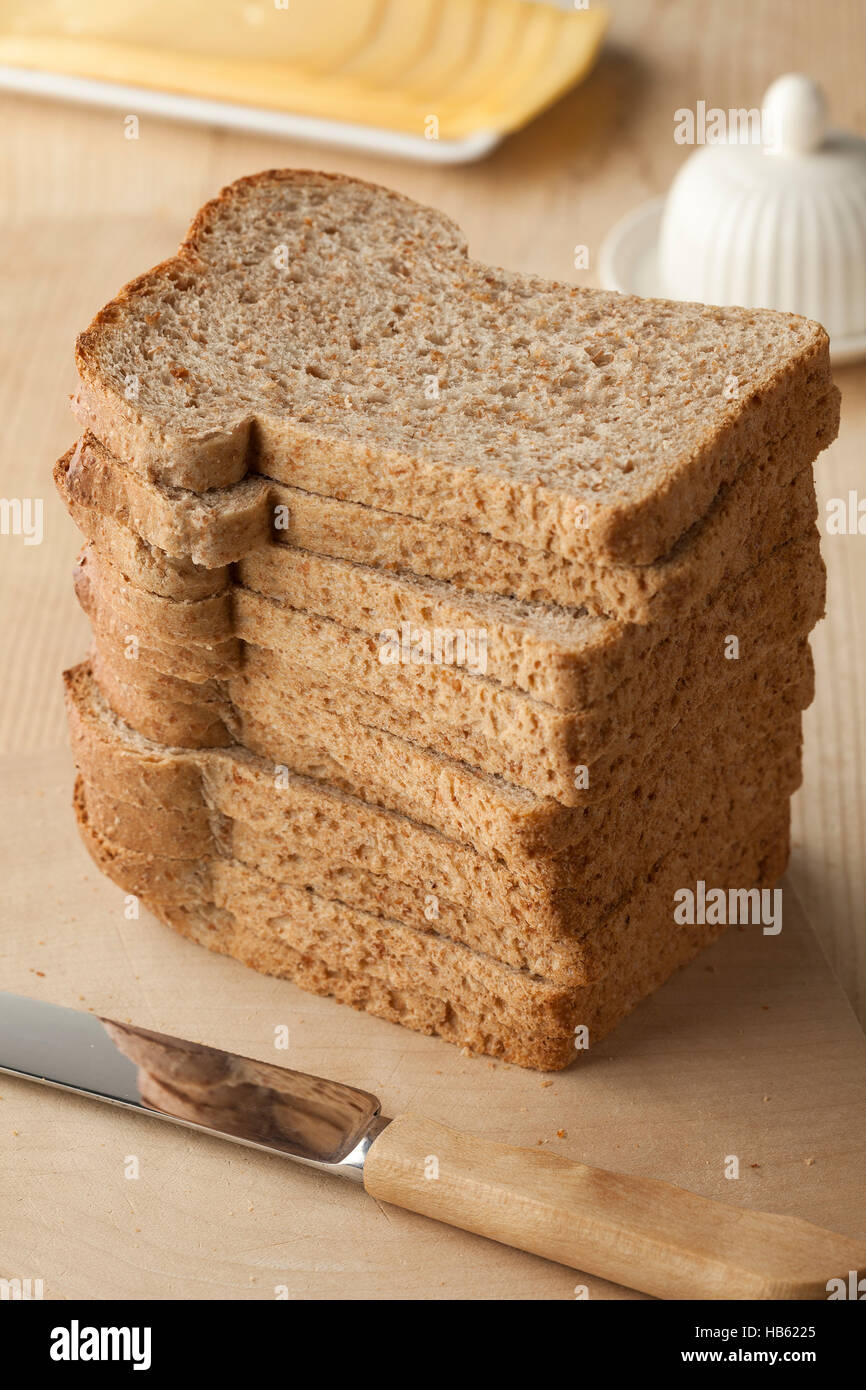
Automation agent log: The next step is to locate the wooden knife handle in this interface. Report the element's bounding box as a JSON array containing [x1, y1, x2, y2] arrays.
[[364, 1112, 866, 1300]]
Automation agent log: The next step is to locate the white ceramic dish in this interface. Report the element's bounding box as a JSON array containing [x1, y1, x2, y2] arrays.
[[599, 194, 866, 366]]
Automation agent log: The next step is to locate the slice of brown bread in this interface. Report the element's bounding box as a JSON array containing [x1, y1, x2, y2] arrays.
[[55, 396, 833, 618], [72, 170, 837, 567], [74, 778, 584, 1039], [75, 777, 791, 1069], [80, 766, 800, 986], [89, 615, 814, 787], [89, 620, 815, 817], [66, 657, 804, 946], [84, 605, 814, 858], [74, 520, 825, 713], [74, 529, 824, 819]]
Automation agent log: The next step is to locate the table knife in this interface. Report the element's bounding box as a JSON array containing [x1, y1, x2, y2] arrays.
[[2, 991, 863, 1300]]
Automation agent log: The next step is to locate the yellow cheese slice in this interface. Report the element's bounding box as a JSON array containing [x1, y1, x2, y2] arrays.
[[0, 0, 607, 142]]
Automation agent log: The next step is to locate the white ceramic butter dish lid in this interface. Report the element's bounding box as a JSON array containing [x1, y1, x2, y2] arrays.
[[599, 75, 866, 363]]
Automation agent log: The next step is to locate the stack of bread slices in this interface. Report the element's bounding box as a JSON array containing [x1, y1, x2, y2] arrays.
[[57, 172, 839, 1070]]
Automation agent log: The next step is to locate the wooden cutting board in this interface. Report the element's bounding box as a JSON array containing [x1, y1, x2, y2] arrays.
[[1, 747, 864, 1301]]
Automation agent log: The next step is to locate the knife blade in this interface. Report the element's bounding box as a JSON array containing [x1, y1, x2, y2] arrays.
[[2, 990, 864, 1300], [0, 990, 387, 1179]]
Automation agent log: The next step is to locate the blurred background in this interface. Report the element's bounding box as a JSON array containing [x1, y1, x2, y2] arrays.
[[0, 0, 864, 1029]]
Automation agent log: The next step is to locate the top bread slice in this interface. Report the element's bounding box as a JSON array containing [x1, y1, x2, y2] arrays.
[[73, 170, 835, 566]]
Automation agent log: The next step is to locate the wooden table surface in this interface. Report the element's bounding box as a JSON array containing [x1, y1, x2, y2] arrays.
[[1, 0, 865, 1299]]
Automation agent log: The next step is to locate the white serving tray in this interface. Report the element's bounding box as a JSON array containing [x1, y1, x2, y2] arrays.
[[0, 64, 500, 164]]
